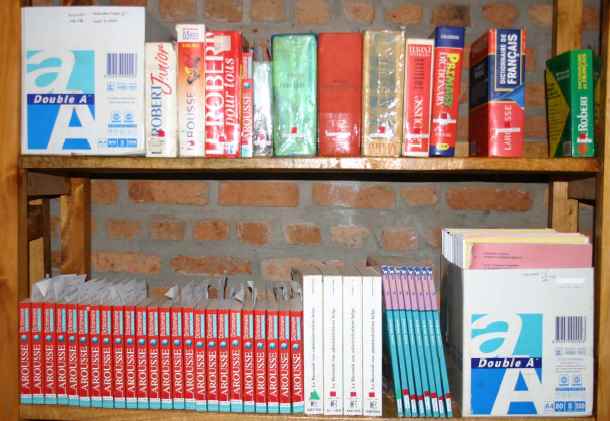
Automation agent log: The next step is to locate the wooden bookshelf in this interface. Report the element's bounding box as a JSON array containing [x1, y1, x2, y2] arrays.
[[17, 405, 597, 421], [19, 156, 600, 177], [2, 0, 610, 420]]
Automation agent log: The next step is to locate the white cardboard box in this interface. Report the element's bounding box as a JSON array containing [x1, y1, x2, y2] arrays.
[[22, 7, 145, 155], [145, 42, 177, 157], [443, 262, 594, 417], [292, 265, 324, 415], [341, 266, 363, 416], [322, 265, 343, 415]]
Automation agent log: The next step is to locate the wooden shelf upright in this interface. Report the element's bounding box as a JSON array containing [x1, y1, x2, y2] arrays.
[[1, 0, 609, 420]]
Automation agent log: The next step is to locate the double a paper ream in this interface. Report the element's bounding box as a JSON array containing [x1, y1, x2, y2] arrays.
[[22, 7, 145, 156]]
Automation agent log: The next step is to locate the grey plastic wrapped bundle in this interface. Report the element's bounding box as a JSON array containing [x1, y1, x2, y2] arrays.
[[272, 34, 317, 157], [253, 62, 273, 156], [362, 30, 405, 157]]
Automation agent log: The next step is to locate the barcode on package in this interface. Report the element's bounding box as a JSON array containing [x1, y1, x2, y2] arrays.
[[106, 53, 137, 78], [555, 316, 586, 343]]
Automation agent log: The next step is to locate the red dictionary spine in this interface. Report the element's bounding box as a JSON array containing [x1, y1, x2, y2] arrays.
[[204, 31, 242, 158], [183, 306, 196, 410], [241, 78, 254, 158], [66, 304, 79, 406], [124, 305, 137, 408], [206, 306, 219, 411], [77, 304, 91, 407], [135, 304, 149, 409], [112, 305, 126, 408], [278, 309, 291, 413], [242, 307, 255, 412], [254, 308, 267, 413], [403, 40, 434, 157], [171, 306, 185, 409], [218, 307, 231, 411], [55, 303, 68, 405], [147, 304, 161, 409], [194, 307, 207, 411], [230, 307, 243, 412], [31, 302, 44, 405], [318, 33, 363, 157], [290, 306, 304, 413], [100, 305, 113, 408], [19, 301, 32, 405], [88, 304, 102, 407], [158, 304, 173, 409], [267, 307, 279, 413], [43, 302, 57, 404]]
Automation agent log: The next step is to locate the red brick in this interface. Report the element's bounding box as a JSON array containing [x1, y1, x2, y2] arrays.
[[457, 114, 468, 142], [128, 181, 208, 205], [330, 225, 370, 248], [106, 218, 141, 240], [431, 4, 470, 26], [296, 0, 330, 25], [193, 219, 230, 241], [205, 0, 243, 22], [31, 0, 55, 5], [400, 186, 438, 206], [160, 0, 197, 21], [251, 0, 286, 21], [93, 251, 161, 274], [312, 183, 395, 209], [92, 180, 118, 205], [382, 228, 418, 252], [237, 222, 271, 246], [343, 0, 375, 24], [423, 226, 442, 249], [149, 216, 185, 241], [111, 0, 147, 5], [526, 47, 536, 72], [170, 255, 252, 275], [583, 6, 599, 30], [447, 186, 532, 211], [385, 4, 422, 25], [482, 2, 519, 27], [261, 258, 322, 281], [219, 181, 298, 207], [526, 83, 545, 108], [525, 115, 547, 139], [284, 224, 321, 245], [528, 4, 552, 27]]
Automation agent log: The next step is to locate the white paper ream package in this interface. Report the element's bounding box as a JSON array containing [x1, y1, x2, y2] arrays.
[[292, 265, 324, 415], [22, 7, 145, 155], [145, 42, 177, 157], [443, 263, 594, 417]]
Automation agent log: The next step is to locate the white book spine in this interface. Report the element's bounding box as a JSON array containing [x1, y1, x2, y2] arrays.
[[362, 269, 382, 416], [343, 271, 363, 415], [323, 270, 343, 415], [302, 271, 324, 415], [145, 43, 177, 157]]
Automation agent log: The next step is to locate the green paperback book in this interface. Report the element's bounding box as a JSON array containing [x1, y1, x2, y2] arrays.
[[271, 34, 317, 156], [545, 49, 595, 157]]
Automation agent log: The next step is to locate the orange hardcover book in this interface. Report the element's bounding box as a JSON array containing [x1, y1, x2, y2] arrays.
[[318, 33, 363, 157]]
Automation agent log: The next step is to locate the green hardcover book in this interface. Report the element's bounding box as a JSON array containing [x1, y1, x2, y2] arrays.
[[272, 34, 317, 156], [545, 49, 595, 157]]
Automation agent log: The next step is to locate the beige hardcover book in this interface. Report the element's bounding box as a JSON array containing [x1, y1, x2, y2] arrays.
[[362, 30, 405, 157]]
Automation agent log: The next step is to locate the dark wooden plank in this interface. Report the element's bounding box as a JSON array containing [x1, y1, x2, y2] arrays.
[[569, 178, 596, 201], [27, 172, 70, 198]]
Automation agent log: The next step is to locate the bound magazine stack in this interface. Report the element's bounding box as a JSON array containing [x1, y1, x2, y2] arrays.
[[381, 265, 452, 418], [442, 228, 594, 417], [292, 265, 383, 417], [19, 276, 305, 414]]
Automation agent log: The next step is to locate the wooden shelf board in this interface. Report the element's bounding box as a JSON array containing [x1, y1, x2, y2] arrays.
[[18, 405, 596, 421], [20, 156, 599, 177]]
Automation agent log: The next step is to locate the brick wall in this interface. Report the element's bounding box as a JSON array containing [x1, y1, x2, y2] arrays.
[[42, 0, 600, 286]]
